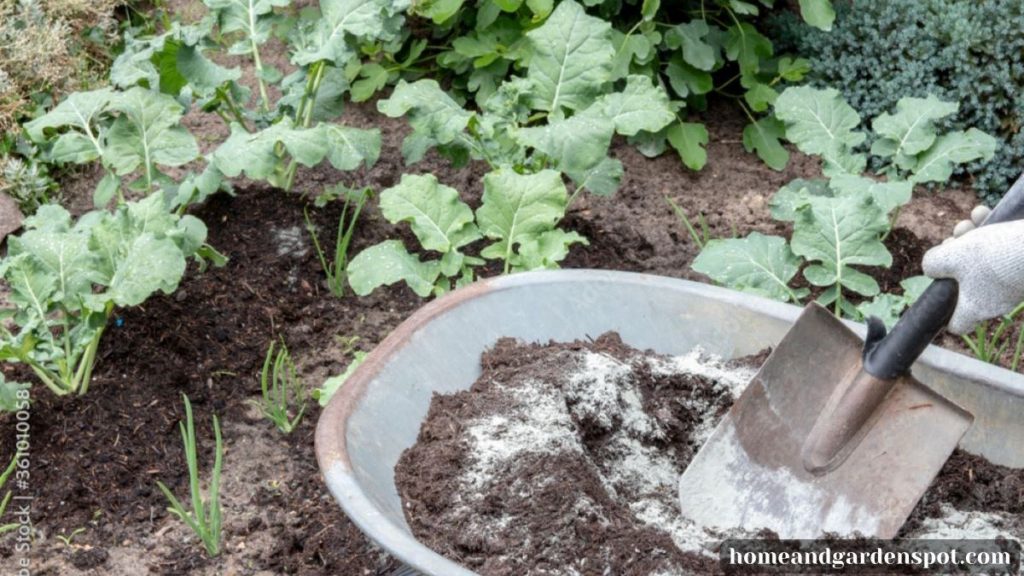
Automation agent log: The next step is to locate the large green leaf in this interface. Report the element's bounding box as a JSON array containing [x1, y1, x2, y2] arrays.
[[572, 156, 623, 196], [111, 23, 241, 99], [769, 178, 831, 221], [379, 174, 480, 253], [871, 95, 959, 166], [3, 254, 58, 321], [828, 175, 912, 214], [667, 122, 708, 171], [665, 55, 712, 97], [476, 169, 570, 266], [665, 21, 716, 71], [517, 109, 614, 176], [791, 195, 891, 297], [322, 125, 381, 171], [724, 23, 772, 74], [204, 0, 289, 54], [595, 75, 675, 136], [103, 88, 199, 176], [212, 119, 328, 179], [347, 240, 442, 297], [24, 88, 114, 142], [106, 235, 187, 307], [525, 0, 615, 113], [742, 117, 789, 170], [798, 0, 835, 31], [513, 228, 587, 271], [12, 228, 95, 305], [24, 89, 115, 165], [691, 232, 807, 303], [909, 128, 998, 184], [412, 0, 464, 23], [774, 87, 865, 175], [292, 0, 408, 65], [378, 80, 473, 163]]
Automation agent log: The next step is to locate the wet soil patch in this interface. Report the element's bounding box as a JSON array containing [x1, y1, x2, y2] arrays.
[[397, 334, 1023, 576]]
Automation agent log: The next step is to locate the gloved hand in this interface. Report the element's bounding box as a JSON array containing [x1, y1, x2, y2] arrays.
[[922, 205, 1024, 334]]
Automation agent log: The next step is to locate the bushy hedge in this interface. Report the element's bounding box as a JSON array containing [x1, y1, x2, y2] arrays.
[[771, 0, 1024, 203]]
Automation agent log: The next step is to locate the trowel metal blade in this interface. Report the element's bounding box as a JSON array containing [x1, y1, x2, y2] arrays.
[[677, 303, 973, 539]]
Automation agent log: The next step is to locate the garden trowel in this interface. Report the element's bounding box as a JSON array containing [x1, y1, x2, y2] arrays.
[[678, 174, 1024, 539]]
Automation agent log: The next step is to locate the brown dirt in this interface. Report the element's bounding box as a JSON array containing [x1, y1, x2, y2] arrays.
[[397, 335, 1023, 575], [395, 333, 766, 576]]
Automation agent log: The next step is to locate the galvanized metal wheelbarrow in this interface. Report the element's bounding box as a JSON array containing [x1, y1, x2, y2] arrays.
[[315, 270, 1024, 576]]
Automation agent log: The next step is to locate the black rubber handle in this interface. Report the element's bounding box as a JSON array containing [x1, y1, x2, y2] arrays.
[[863, 173, 1024, 379]]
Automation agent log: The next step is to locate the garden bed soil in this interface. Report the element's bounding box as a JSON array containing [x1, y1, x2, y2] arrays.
[[396, 334, 1024, 576], [0, 92, 993, 574]]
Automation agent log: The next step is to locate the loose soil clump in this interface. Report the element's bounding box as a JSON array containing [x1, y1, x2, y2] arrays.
[[397, 333, 1024, 576]]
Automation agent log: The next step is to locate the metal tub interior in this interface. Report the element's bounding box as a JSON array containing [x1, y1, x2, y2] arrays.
[[315, 270, 1024, 576]]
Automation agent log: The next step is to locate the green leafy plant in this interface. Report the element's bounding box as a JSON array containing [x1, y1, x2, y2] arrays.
[[692, 87, 995, 319], [771, 0, 1024, 203], [156, 394, 223, 557], [255, 338, 307, 434], [0, 194, 220, 398], [108, 0, 389, 193], [961, 303, 1024, 371], [347, 171, 585, 297], [305, 185, 371, 298], [24, 87, 203, 207], [380, 0, 679, 196], [398, 0, 834, 170]]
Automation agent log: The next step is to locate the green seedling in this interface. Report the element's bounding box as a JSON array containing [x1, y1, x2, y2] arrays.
[[0, 453, 21, 535], [665, 196, 711, 249], [255, 338, 307, 434], [306, 186, 370, 298], [156, 395, 223, 557], [56, 527, 86, 546], [962, 302, 1024, 371]]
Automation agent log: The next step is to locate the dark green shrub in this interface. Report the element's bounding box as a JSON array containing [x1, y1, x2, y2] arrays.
[[771, 0, 1024, 203]]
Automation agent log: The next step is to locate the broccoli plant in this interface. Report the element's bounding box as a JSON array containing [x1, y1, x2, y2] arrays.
[[347, 171, 585, 297], [0, 193, 220, 398], [380, 0, 677, 196], [63, 0, 391, 196], [692, 88, 995, 320], [24, 87, 204, 208]]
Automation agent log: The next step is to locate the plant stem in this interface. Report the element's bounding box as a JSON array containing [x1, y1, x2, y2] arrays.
[[250, 39, 271, 113], [283, 62, 328, 192]]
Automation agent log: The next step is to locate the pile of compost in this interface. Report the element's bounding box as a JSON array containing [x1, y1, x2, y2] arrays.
[[395, 332, 1024, 576]]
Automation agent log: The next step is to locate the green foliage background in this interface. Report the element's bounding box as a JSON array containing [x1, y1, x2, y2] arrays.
[[770, 0, 1024, 203]]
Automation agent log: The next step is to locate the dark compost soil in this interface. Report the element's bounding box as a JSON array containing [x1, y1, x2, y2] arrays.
[[396, 334, 1024, 576], [0, 93, 997, 575]]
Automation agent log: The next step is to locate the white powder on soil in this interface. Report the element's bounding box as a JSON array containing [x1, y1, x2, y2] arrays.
[[443, 344, 1020, 576], [458, 347, 758, 574], [906, 503, 1021, 540]]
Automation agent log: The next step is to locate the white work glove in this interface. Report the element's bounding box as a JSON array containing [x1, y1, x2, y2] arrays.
[[922, 205, 1024, 334]]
